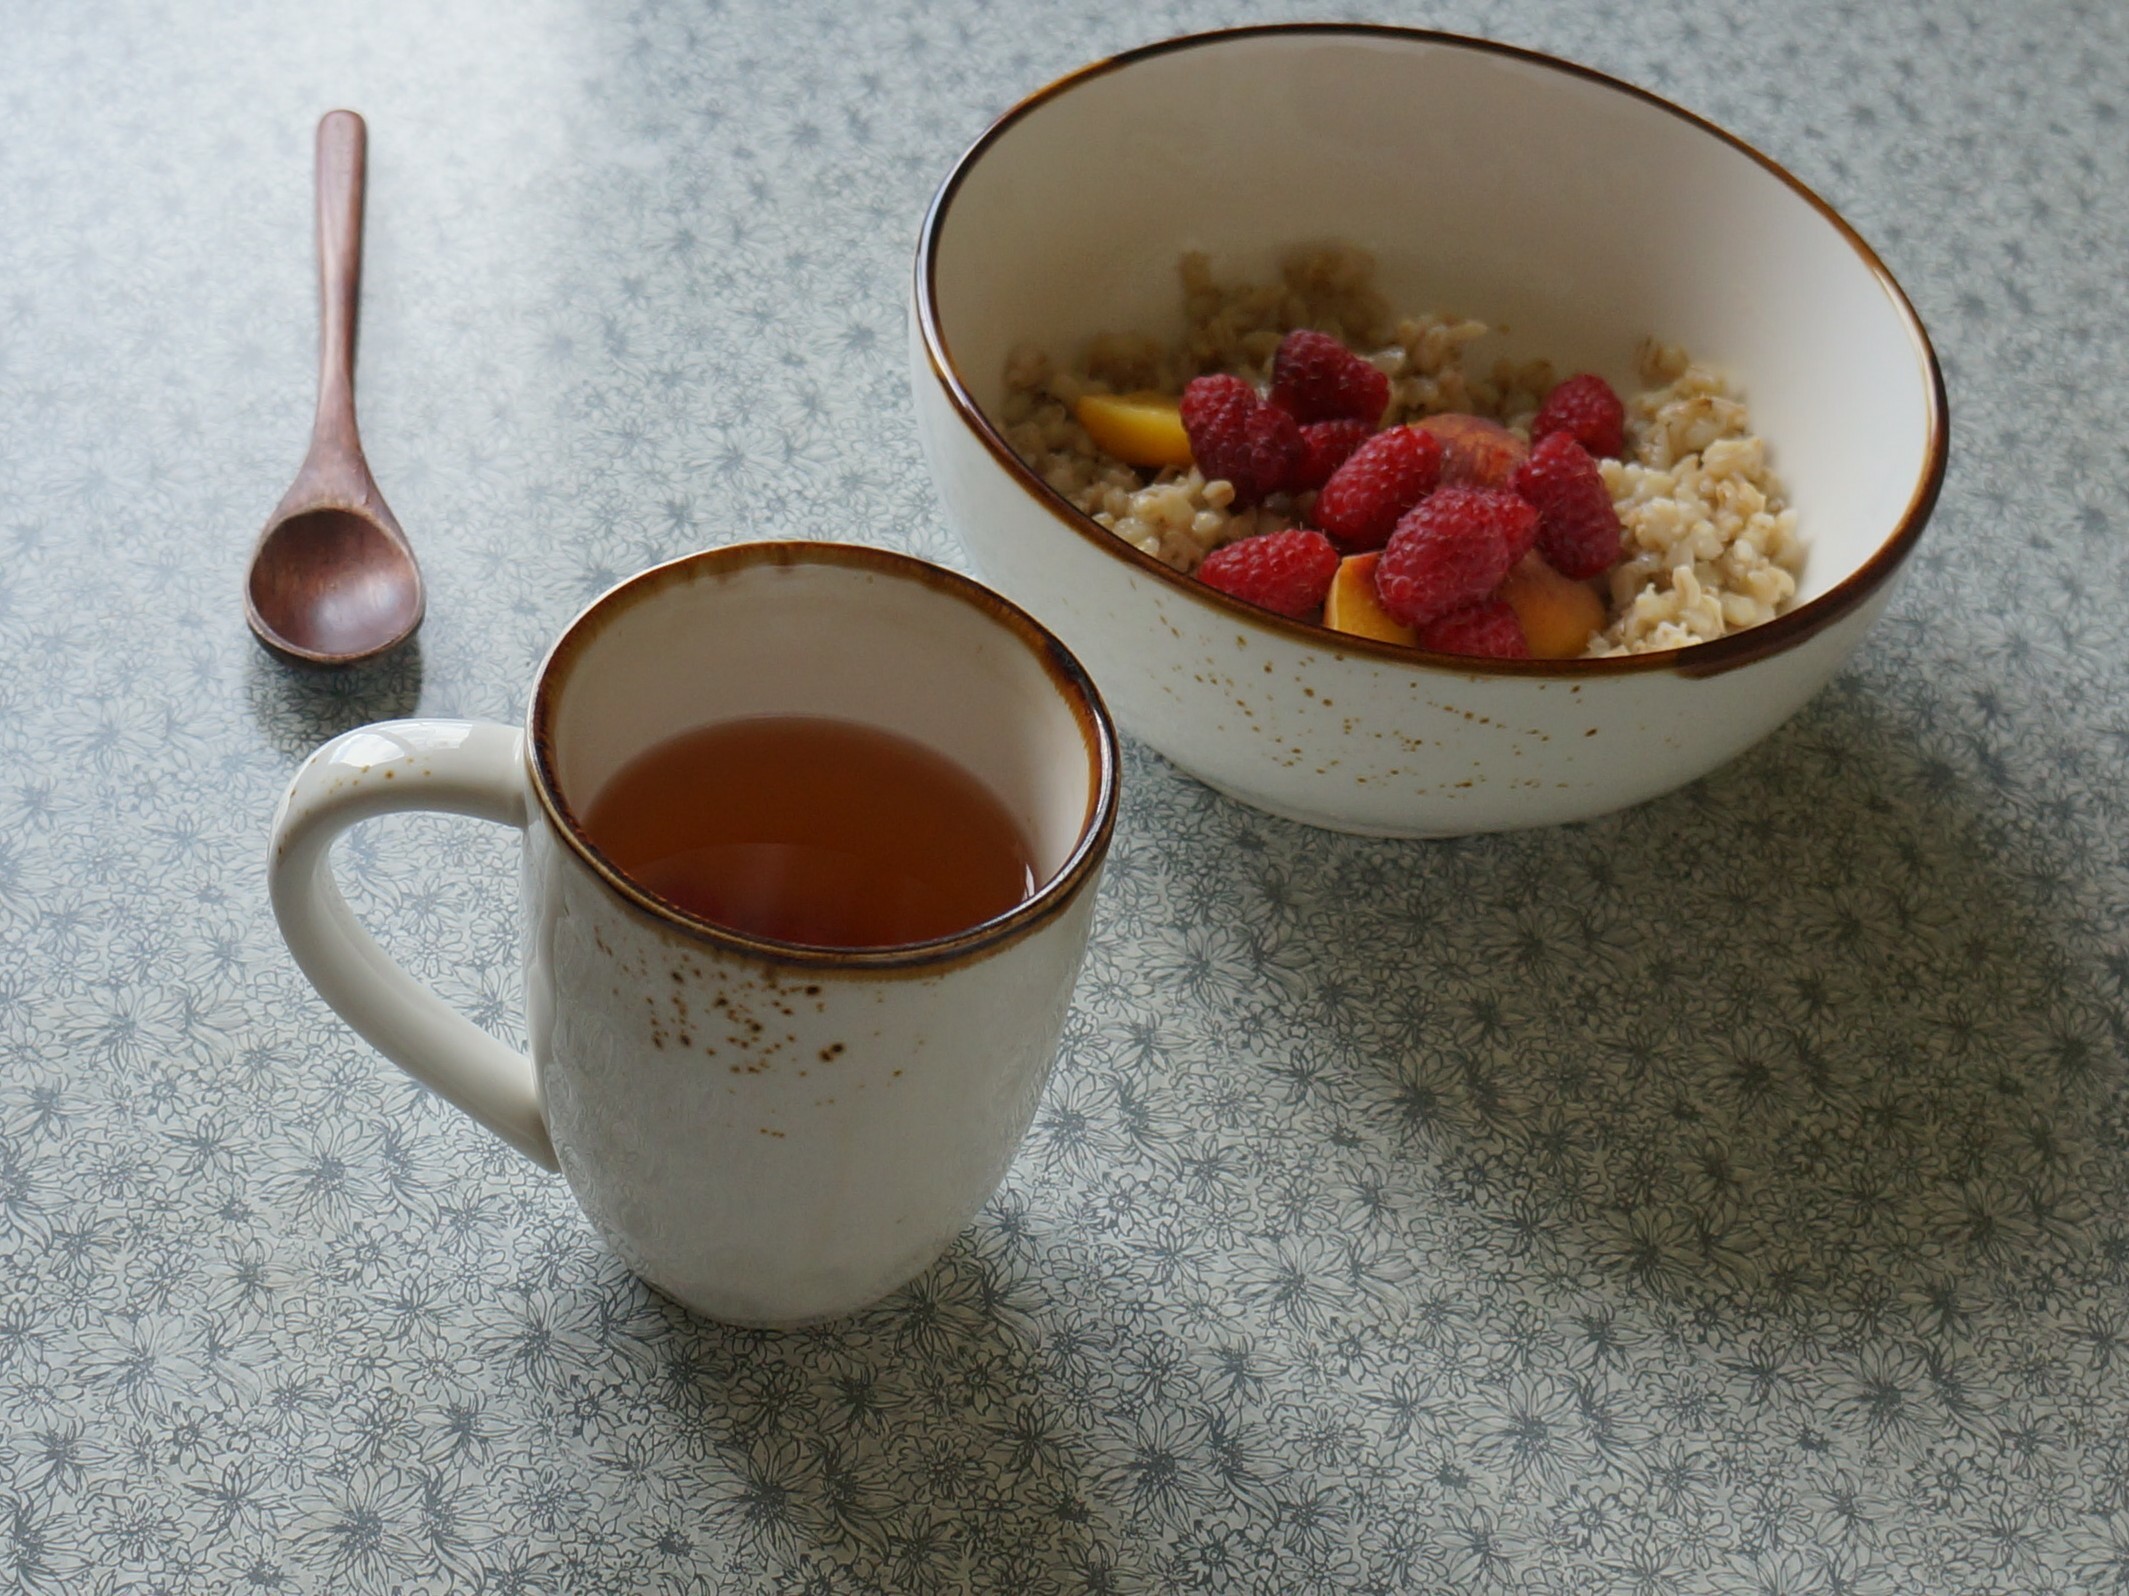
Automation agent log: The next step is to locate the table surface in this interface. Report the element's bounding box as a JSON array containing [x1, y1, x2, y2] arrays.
[[5, 1, 2128, 1590]]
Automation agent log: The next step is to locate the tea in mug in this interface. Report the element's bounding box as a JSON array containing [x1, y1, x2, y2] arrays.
[[580, 715, 1038, 948]]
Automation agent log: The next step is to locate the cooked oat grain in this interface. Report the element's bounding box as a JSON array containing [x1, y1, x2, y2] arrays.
[[1588, 341, 1803, 655]]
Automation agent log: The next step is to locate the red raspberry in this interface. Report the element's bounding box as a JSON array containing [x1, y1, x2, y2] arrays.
[[1498, 488, 1542, 563], [1511, 431, 1623, 580], [1293, 419, 1374, 491], [1531, 373, 1626, 459], [1311, 426, 1444, 552], [1269, 328, 1391, 425], [1181, 374, 1305, 506], [1196, 528, 1340, 619], [1418, 599, 1530, 659], [1372, 487, 1530, 629]]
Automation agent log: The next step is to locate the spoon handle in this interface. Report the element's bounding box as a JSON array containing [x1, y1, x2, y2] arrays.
[[312, 110, 366, 450]]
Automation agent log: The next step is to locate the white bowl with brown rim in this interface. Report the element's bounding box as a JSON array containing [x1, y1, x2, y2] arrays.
[[910, 24, 1947, 837]]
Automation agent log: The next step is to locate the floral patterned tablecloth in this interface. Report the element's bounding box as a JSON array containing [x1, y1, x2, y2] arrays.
[[4, 1, 2128, 1590]]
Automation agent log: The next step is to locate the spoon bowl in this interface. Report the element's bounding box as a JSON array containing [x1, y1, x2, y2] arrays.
[[246, 109, 425, 668], [247, 506, 422, 663]]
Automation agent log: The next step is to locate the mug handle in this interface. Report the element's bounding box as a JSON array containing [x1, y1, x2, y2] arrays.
[[268, 718, 559, 1170]]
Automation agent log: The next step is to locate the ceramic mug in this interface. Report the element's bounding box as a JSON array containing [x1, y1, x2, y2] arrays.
[[268, 542, 1119, 1325]]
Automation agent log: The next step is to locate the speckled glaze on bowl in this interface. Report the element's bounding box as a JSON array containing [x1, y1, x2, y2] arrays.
[[911, 24, 1947, 836]]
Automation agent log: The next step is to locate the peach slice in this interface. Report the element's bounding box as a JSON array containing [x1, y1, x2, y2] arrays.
[[1413, 413, 1529, 488], [1323, 552, 1420, 646], [1073, 390, 1194, 470], [1498, 552, 1606, 659]]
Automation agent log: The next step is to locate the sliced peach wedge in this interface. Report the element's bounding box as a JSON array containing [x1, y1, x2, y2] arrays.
[[1413, 412, 1528, 488], [1072, 391, 1194, 470], [1322, 552, 1420, 646], [1497, 552, 1606, 658], [1325, 549, 1603, 659]]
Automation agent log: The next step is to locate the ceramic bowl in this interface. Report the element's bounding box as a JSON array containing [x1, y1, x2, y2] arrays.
[[910, 24, 1947, 837]]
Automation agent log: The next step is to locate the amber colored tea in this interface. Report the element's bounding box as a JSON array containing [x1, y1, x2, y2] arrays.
[[580, 715, 1038, 949]]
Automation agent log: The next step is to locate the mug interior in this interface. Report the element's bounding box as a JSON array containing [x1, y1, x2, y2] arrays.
[[928, 27, 1941, 610], [530, 543, 1113, 946]]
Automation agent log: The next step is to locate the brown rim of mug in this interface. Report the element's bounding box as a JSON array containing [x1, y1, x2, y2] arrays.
[[913, 22, 1950, 682], [525, 541, 1121, 973]]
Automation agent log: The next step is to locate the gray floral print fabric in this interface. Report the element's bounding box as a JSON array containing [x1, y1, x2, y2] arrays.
[[2, 0, 2127, 1591]]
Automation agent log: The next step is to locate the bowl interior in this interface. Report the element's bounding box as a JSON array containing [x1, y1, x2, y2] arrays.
[[928, 29, 1938, 605]]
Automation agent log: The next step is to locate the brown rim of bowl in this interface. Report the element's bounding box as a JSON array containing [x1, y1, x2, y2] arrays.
[[525, 541, 1120, 973], [914, 22, 1950, 682]]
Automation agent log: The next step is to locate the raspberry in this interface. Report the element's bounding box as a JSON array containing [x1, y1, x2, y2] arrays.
[[1511, 432, 1623, 580], [1372, 487, 1531, 629], [1269, 328, 1391, 425], [1311, 426, 1444, 552], [1499, 491, 1541, 563], [1417, 599, 1530, 660], [1196, 528, 1340, 619], [1293, 419, 1374, 491], [1180, 375, 1305, 506], [1531, 373, 1626, 459]]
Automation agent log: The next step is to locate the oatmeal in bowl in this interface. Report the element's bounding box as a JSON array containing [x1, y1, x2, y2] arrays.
[[1000, 244, 1807, 661], [911, 25, 1947, 836]]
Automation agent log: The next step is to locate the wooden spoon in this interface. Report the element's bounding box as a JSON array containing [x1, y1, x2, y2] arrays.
[[245, 110, 424, 667]]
